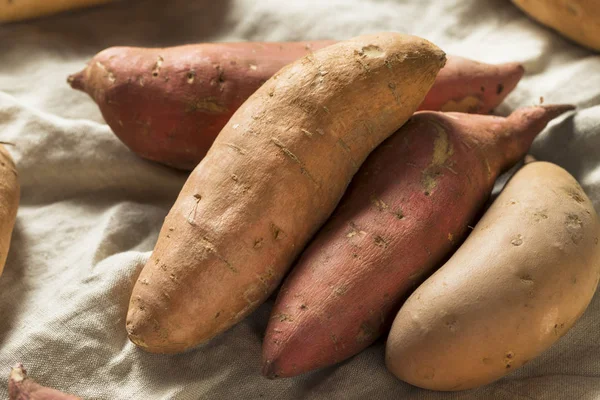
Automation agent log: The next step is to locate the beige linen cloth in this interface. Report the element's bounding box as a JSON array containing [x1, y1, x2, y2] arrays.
[[1, 0, 600, 398]]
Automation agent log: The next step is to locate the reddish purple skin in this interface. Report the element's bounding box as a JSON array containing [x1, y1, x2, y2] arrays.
[[68, 44, 523, 171], [68, 41, 335, 170], [261, 105, 574, 379]]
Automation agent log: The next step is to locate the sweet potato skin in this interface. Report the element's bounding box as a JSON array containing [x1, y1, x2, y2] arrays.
[[512, 0, 600, 52], [125, 33, 446, 354], [68, 43, 523, 170], [385, 161, 600, 390], [9, 364, 81, 400], [261, 105, 574, 378], [0, 0, 113, 22], [419, 55, 524, 113], [0, 145, 19, 277], [68, 41, 336, 170]]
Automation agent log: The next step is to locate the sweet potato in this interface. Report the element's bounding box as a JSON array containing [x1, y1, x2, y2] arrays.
[[8, 364, 81, 400], [512, 0, 600, 52], [0, 0, 113, 22], [0, 145, 19, 277], [385, 161, 600, 390], [68, 43, 523, 170], [261, 105, 574, 378], [125, 32, 446, 354]]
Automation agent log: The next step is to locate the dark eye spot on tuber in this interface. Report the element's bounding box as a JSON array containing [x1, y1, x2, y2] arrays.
[[480, 86, 485, 92], [497, 83, 504, 95], [187, 71, 195, 84], [511, 234, 524, 246], [520, 273, 534, 284], [373, 235, 389, 248]]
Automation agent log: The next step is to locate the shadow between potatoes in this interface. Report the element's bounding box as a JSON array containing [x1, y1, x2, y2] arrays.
[[0, 219, 30, 348]]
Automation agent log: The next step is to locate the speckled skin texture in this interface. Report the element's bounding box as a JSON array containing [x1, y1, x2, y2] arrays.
[[125, 32, 446, 354], [9, 364, 81, 400], [0, 145, 19, 277], [0, 0, 113, 22], [512, 0, 600, 52], [261, 105, 574, 379], [386, 161, 600, 391], [69, 44, 522, 170]]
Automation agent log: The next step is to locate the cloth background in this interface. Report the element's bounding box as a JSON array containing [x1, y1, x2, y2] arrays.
[[1, 0, 600, 398]]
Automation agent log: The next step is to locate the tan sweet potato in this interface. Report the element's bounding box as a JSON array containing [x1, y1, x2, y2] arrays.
[[386, 161, 600, 390], [0, 145, 19, 277], [8, 364, 81, 400], [68, 43, 523, 170], [125, 32, 446, 354], [261, 105, 573, 379], [0, 0, 114, 22], [512, 0, 600, 52]]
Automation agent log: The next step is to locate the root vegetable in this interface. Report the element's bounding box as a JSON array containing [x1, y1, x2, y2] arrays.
[[0, 145, 19, 278], [385, 160, 600, 390], [68, 43, 522, 170], [125, 32, 446, 354], [262, 104, 573, 378], [8, 364, 81, 400], [0, 0, 113, 22], [512, 0, 600, 52]]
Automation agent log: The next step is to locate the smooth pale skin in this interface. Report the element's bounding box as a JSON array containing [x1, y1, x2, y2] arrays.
[[512, 0, 600, 52], [0, 0, 113, 22], [0, 145, 19, 277], [69, 44, 523, 171], [126, 32, 447, 354], [261, 105, 573, 379], [386, 161, 600, 391]]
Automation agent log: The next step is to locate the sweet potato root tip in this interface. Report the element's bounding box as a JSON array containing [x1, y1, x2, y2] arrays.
[[67, 71, 86, 91], [9, 364, 81, 400], [261, 360, 279, 379]]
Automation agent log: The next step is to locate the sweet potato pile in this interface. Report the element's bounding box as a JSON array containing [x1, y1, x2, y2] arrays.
[[3, 26, 593, 395]]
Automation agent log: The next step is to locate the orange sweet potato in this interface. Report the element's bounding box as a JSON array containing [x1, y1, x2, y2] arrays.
[[261, 104, 574, 379], [68, 42, 523, 170], [8, 364, 81, 400], [0, 0, 113, 22], [0, 145, 19, 278], [125, 32, 446, 354]]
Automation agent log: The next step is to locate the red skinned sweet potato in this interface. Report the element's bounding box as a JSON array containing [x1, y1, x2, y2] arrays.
[[8, 364, 81, 400], [261, 104, 574, 379], [68, 42, 523, 170]]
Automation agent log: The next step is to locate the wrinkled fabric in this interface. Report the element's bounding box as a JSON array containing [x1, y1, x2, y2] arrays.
[[0, 0, 599, 399]]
